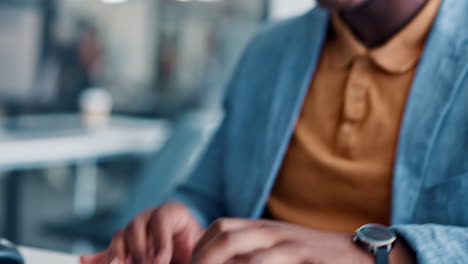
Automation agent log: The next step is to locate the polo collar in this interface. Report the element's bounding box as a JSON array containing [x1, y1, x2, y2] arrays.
[[329, 0, 441, 74]]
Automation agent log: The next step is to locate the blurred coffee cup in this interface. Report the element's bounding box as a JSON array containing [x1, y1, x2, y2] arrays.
[[79, 88, 113, 129]]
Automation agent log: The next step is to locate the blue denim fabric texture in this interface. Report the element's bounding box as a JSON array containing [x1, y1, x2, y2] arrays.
[[171, 0, 468, 262]]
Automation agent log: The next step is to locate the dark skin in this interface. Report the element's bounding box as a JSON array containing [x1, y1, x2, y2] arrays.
[[317, 0, 428, 47], [82, 1, 427, 263]]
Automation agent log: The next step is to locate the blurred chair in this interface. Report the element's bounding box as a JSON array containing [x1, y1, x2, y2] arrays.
[[43, 109, 223, 247]]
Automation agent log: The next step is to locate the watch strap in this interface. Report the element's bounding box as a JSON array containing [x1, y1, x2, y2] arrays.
[[375, 247, 389, 264]]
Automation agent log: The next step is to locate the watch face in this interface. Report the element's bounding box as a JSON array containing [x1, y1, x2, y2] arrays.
[[361, 226, 393, 240], [356, 224, 397, 245]]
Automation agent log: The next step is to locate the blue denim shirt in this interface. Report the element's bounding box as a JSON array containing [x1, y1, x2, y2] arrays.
[[171, 0, 468, 262]]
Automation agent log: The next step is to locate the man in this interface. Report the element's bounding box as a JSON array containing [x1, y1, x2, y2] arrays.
[[82, 0, 468, 263]]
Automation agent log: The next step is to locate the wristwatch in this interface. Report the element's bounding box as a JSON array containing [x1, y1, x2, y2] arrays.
[[353, 224, 397, 264]]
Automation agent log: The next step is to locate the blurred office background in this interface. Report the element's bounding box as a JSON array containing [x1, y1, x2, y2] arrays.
[[0, 0, 315, 254]]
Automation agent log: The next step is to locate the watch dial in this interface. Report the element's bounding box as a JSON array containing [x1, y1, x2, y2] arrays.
[[361, 226, 394, 240]]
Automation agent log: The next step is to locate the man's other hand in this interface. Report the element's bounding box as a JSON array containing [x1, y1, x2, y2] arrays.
[[191, 218, 416, 264], [80, 202, 204, 264]]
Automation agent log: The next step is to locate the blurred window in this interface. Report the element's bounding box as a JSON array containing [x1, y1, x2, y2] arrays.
[[0, 0, 317, 116], [269, 0, 315, 20], [0, 1, 42, 105], [49, 0, 266, 116]]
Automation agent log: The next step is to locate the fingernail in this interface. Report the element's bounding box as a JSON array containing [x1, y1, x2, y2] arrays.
[[109, 257, 120, 264]]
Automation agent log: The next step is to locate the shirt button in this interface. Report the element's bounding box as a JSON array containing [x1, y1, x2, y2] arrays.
[[351, 86, 366, 100], [341, 122, 353, 133]]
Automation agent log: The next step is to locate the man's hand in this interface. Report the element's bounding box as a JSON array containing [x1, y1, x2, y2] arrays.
[[80, 202, 205, 264], [191, 218, 416, 264]]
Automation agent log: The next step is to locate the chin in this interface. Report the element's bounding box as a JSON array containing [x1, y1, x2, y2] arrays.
[[316, 0, 368, 9]]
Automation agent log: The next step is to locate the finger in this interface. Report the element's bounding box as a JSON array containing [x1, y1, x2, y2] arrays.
[[191, 226, 282, 264], [146, 232, 154, 257], [171, 227, 204, 264], [80, 251, 108, 264], [148, 212, 173, 264], [195, 218, 263, 255], [227, 242, 309, 264], [123, 210, 152, 264], [107, 230, 127, 264]]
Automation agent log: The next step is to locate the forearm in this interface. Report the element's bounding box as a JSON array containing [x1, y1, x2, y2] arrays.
[[350, 233, 417, 264]]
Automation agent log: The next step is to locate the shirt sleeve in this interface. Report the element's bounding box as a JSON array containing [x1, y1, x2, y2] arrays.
[[166, 30, 262, 227], [392, 224, 468, 263], [168, 111, 228, 228]]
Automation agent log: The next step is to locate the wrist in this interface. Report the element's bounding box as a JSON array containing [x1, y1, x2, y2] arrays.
[[389, 238, 417, 264], [351, 240, 374, 264]]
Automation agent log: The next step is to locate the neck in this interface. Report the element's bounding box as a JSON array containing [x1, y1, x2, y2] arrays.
[[340, 0, 428, 47]]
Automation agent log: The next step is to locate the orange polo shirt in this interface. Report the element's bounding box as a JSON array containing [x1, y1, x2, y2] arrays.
[[268, 0, 441, 233]]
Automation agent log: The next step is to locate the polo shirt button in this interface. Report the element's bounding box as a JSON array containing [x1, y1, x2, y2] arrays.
[[351, 86, 366, 99], [341, 122, 353, 133]]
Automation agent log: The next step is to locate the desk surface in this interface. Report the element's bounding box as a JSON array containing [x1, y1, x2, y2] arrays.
[[0, 114, 170, 170], [19, 247, 78, 264]]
